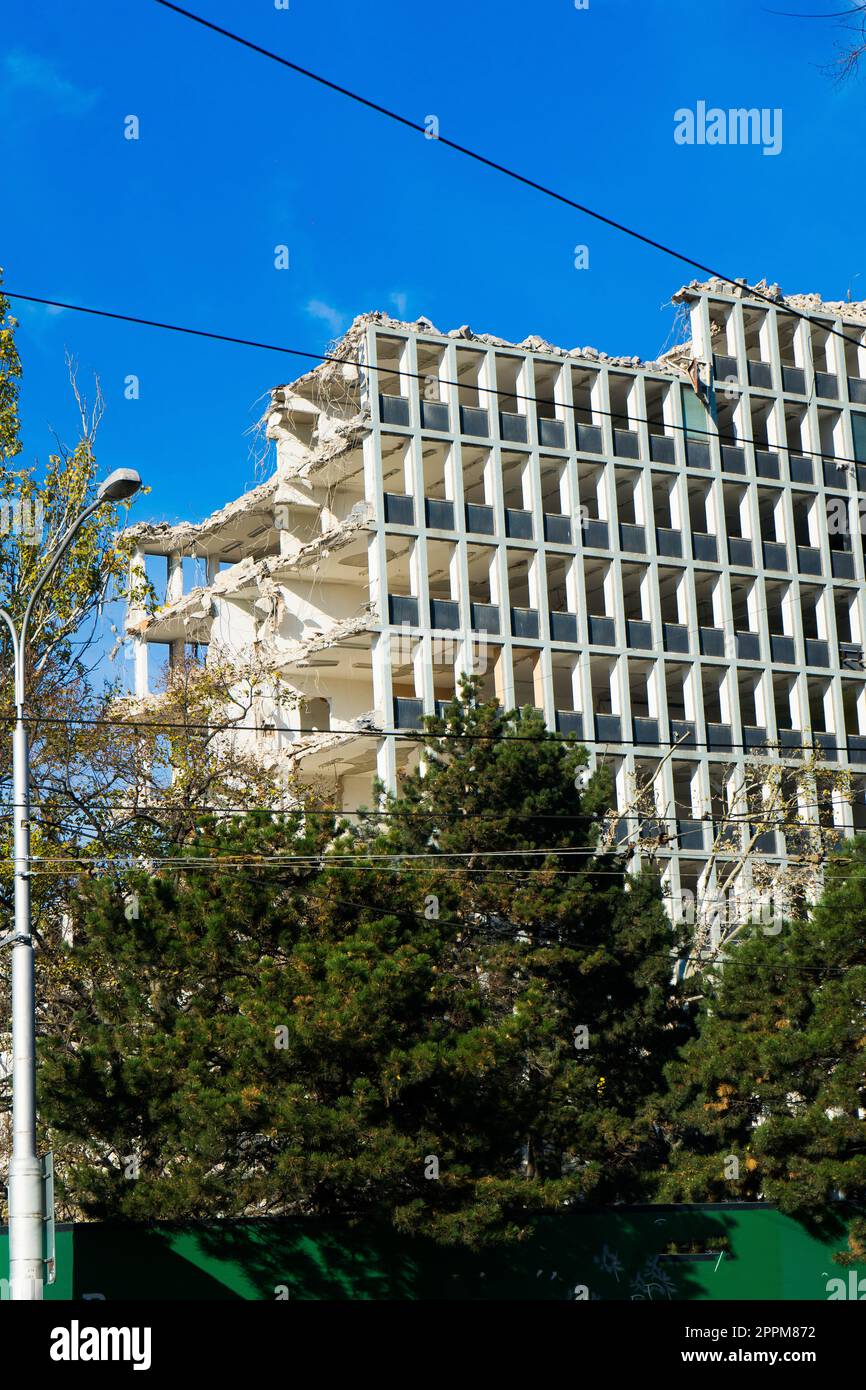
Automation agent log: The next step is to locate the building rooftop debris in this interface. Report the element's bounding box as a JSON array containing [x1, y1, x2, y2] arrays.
[[673, 275, 866, 325], [129, 277, 866, 559]]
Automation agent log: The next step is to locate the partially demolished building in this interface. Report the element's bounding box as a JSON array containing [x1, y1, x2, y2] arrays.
[[125, 279, 866, 927]]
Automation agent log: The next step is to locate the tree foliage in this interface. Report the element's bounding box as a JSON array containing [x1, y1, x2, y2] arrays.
[[659, 840, 866, 1261], [40, 680, 684, 1245]]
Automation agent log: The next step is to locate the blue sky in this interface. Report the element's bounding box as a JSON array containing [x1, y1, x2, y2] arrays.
[[3, 0, 866, 531]]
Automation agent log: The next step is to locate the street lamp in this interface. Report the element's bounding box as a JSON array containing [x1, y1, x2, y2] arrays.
[[0, 468, 142, 1300]]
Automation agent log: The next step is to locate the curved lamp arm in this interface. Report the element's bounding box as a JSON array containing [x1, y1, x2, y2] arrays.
[[0, 468, 140, 715], [0, 607, 22, 709], [0, 498, 102, 713], [20, 498, 102, 654]]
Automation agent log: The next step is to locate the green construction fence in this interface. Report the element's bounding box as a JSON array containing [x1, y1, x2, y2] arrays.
[[1, 1203, 862, 1300]]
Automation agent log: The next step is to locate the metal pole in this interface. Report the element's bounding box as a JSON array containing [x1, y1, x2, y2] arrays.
[[2, 501, 100, 1301], [0, 482, 140, 1301], [7, 702, 41, 1301]]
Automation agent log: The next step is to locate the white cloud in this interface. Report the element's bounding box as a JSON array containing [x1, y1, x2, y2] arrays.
[[390, 291, 408, 318], [306, 299, 346, 335], [3, 50, 99, 116]]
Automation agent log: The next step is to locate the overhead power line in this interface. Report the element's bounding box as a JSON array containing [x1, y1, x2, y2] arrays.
[[8, 285, 866, 473], [152, 0, 866, 359], [2, 705, 863, 758]]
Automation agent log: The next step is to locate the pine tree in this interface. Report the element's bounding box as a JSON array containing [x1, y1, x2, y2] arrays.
[[659, 840, 866, 1262], [40, 681, 685, 1245]]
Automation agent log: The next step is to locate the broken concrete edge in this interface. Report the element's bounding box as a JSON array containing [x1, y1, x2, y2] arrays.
[[129, 279, 866, 558], [130, 511, 373, 637], [673, 275, 866, 326], [268, 305, 694, 402], [126, 474, 281, 552], [117, 607, 382, 745]]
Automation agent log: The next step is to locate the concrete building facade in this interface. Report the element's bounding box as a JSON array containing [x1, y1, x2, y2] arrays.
[[125, 278, 866, 928]]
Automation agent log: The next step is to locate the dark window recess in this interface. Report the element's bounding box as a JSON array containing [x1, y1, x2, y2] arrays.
[[556, 710, 584, 738], [848, 734, 866, 764], [627, 619, 653, 649], [633, 716, 660, 745], [655, 527, 682, 558], [611, 818, 629, 848], [750, 828, 777, 854], [762, 541, 788, 571], [544, 513, 572, 544], [789, 455, 813, 484], [785, 827, 811, 853], [700, 626, 725, 657], [460, 405, 489, 437], [393, 697, 424, 729], [779, 728, 802, 752], [736, 631, 761, 660], [638, 815, 665, 841], [824, 459, 848, 489], [663, 623, 690, 654], [383, 492, 415, 525], [840, 641, 865, 669], [797, 546, 822, 576], [434, 698, 452, 720], [576, 422, 603, 453], [814, 731, 837, 761], [677, 819, 705, 851], [430, 598, 459, 630], [388, 594, 419, 626], [595, 713, 622, 743], [613, 428, 640, 459], [815, 371, 839, 399], [649, 434, 676, 464], [832, 550, 856, 579], [770, 634, 796, 664], [550, 611, 578, 643], [747, 360, 773, 389], [755, 450, 780, 479], [782, 365, 806, 395], [692, 532, 718, 562], [848, 377, 866, 405], [379, 394, 410, 426], [805, 638, 830, 667], [721, 445, 746, 474], [619, 522, 646, 553], [420, 400, 449, 431], [538, 417, 566, 448], [858, 463, 866, 492], [582, 518, 610, 549], [464, 502, 495, 534], [425, 497, 455, 530], [686, 440, 711, 469], [505, 508, 533, 539], [707, 722, 733, 751], [471, 602, 500, 635], [589, 615, 616, 645], [499, 411, 528, 443], [671, 719, 696, 748], [728, 537, 753, 566], [713, 353, 738, 381], [511, 607, 539, 639], [743, 725, 768, 751]]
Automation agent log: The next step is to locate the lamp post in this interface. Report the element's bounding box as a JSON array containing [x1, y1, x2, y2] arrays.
[[0, 468, 142, 1300]]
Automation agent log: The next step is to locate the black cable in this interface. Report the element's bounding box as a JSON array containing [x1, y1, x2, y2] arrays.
[[152, 0, 866, 360], [0, 705, 859, 756], [8, 286, 866, 475]]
